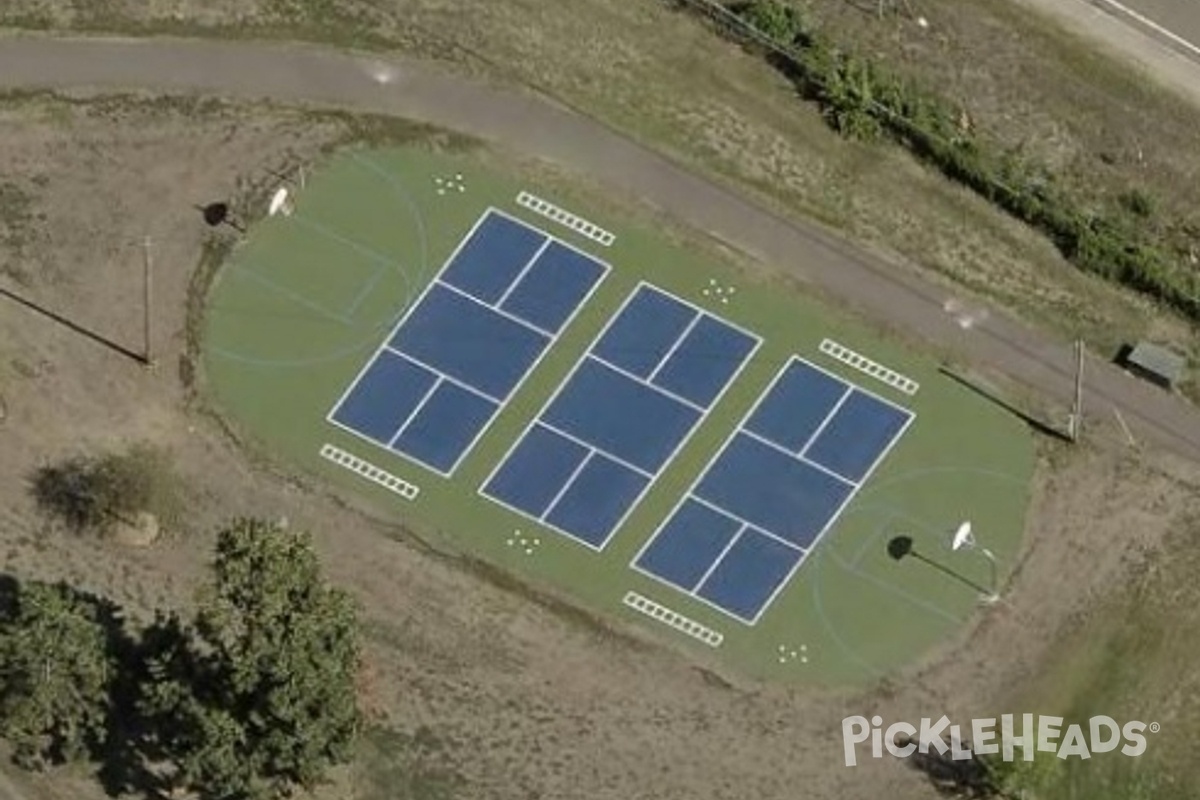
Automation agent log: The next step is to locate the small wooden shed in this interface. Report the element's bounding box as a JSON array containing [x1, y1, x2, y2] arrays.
[[1122, 341, 1186, 390]]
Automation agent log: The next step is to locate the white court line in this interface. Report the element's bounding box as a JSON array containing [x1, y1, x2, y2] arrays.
[[382, 345, 502, 404], [477, 281, 762, 552], [483, 487, 605, 552], [386, 371, 445, 448], [621, 591, 723, 647], [327, 206, 611, 478], [537, 421, 654, 479], [494, 238, 553, 308], [691, 523, 748, 592], [587, 354, 706, 414], [638, 280, 763, 344], [796, 385, 853, 458], [629, 355, 914, 625], [796, 451, 860, 486], [325, 210, 491, 427], [628, 358, 798, 596], [540, 451, 595, 521], [436, 216, 614, 477], [1093, 0, 1200, 59], [434, 279, 555, 339], [646, 311, 702, 383], [686, 494, 807, 554], [745, 408, 918, 625], [478, 419, 651, 552], [739, 426, 806, 463], [801, 354, 915, 417], [493, 205, 615, 279], [482, 440, 654, 552]]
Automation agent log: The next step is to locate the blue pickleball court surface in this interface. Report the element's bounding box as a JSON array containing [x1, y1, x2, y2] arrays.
[[634, 357, 914, 623], [328, 208, 609, 475], [480, 283, 761, 549]]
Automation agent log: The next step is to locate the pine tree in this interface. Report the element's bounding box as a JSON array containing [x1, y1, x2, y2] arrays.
[[138, 519, 361, 799], [0, 581, 114, 769]]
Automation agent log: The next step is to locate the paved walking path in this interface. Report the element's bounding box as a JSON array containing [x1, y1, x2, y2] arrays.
[[1, 35, 1196, 461]]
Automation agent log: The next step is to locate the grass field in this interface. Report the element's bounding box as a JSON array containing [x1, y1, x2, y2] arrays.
[[203, 143, 1034, 684]]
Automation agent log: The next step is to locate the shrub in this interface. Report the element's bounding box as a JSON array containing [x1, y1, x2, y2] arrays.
[[730, 0, 809, 44], [1118, 188, 1156, 219], [32, 444, 181, 535]]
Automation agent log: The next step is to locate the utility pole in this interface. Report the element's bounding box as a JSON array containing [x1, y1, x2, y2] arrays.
[[1069, 339, 1085, 441], [142, 236, 154, 368]]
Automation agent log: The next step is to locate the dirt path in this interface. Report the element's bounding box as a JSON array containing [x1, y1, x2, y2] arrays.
[[0, 34, 1197, 462]]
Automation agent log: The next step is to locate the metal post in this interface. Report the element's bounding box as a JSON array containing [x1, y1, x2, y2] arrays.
[[1071, 339, 1085, 441], [979, 547, 999, 602], [142, 236, 154, 368]]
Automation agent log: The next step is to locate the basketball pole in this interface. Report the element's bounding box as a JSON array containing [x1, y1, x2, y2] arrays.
[[142, 235, 154, 368]]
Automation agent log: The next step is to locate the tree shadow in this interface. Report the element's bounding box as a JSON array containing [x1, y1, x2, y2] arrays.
[[939, 366, 1073, 442], [887, 536, 995, 598], [95, 612, 196, 800], [897, 734, 1014, 799], [29, 456, 99, 532], [0, 572, 187, 798], [0, 574, 19, 622], [0, 287, 147, 366]]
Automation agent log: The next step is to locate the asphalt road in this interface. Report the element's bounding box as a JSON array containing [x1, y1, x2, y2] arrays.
[[1089, 0, 1200, 61], [0, 35, 1197, 462]]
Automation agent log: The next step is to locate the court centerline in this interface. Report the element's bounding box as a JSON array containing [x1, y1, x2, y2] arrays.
[[646, 309, 702, 382], [691, 523, 747, 592], [386, 371, 444, 448], [495, 238, 552, 308], [540, 450, 595, 522], [797, 385, 854, 457]]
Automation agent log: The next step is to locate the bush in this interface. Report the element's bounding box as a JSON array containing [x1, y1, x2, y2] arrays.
[[32, 444, 181, 535], [730, 0, 809, 44], [1119, 188, 1156, 219]]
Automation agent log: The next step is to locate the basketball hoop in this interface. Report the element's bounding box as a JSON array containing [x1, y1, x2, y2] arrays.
[[949, 520, 1000, 602], [268, 187, 294, 217]]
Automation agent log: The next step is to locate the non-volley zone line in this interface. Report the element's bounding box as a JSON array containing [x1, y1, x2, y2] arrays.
[[479, 283, 761, 551], [327, 208, 609, 477], [622, 591, 723, 647], [319, 443, 419, 500], [632, 357, 914, 624], [516, 191, 615, 247], [819, 338, 919, 396]]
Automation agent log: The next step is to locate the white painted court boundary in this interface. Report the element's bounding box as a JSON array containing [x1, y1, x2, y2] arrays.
[[320, 443, 419, 500], [622, 591, 723, 647], [819, 339, 919, 396], [516, 191, 615, 247]]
